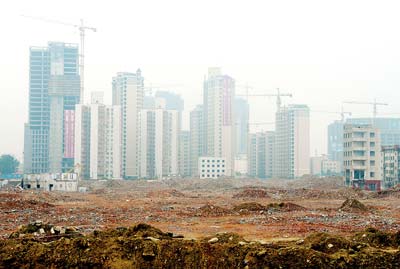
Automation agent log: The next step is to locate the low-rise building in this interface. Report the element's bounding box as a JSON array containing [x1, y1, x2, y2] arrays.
[[343, 124, 381, 191], [22, 173, 79, 192], [381, 145, 400, 189], [198, 157, 228, 179]]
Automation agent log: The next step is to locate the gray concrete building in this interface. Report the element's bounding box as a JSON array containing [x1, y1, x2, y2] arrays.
[[24, 42, 80, 174], [248, 131, 275, 179], [190, 105, 205, 177], [381, 145, 400, 189]]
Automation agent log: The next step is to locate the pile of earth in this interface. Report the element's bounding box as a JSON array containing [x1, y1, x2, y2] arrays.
[[233, 188, 270, 199], [8, 220, 81, 242], [146, 189, 185, 198], [233, 202, 306, 214], [196, 204, 231, 217], [339, 198, 369, 212], [1, 223, 400, 268], [373, 184, 400, 198]]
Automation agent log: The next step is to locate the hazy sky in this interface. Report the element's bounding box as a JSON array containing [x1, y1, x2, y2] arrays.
[[1, 0, 400, 160]]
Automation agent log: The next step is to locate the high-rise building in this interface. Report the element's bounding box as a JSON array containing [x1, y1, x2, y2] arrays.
[[112, 71, 144, 179], [327, 120, 344, 169], [139, 102, 179, 179], [203, 67, 235, 176], [74, 105, 91, 178], [343, 124, 381, 190], [248, 131, 275, 179], [179, 130, 191, 178], [235, 98, 249, 156], [381, 145, 400, 189], [24, 42, 80, 174], [273, 104, 310, 179], [155, 91, 184, 128], [74, 92, 122, 179], [190, 105, 205, 177]]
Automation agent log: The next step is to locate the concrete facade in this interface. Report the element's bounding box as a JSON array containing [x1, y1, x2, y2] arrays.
[[344, 124, 381, 191], [190, 105, 205, 177], [274, 105, 310, 179], [112, 71, 144, 179], [24, 42, 80, 174], [198, 157, 228, 179], [139, 105, 180, 179], [203, 68, 235, 177], [381, 145, 400, 189], [248, 131, 275, 179]]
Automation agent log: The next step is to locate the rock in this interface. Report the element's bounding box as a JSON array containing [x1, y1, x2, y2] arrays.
[[208, 237, 219, 243], [327, 243, 334, 249], [39, 228, 45, 234], [145, 236, 160, 243]]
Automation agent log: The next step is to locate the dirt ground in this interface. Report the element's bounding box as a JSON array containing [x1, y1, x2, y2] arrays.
[[1, 177, 400, 268]]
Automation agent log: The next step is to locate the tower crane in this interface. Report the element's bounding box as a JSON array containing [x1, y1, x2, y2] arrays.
[[237, 88, 292, 110], [311, 106, 352, 122], [21, 15, 97, 104], [343, 99, 388, 124]]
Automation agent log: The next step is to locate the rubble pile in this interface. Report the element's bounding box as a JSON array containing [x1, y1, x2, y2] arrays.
[[146, 189, 185, 198], [1, 224, 400, 268], [196, 204, 231, 217], [339, 198, 369, 212], [233, 188, 270, 199], [9, 220, 81, 241], [233, 202, 267, 213]]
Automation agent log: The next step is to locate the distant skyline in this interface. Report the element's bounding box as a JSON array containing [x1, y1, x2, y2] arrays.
[[2, 0, 400, 160]]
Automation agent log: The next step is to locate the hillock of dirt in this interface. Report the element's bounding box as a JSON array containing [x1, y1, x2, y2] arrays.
[[339, 198, 368, 212], [1, 224, 400, 268], [197, 204, 231, 217], [233, 188, 270, 199], [232, 202, 267, 213], [146, 189, 185, 198], [267, 202, 306, 212]]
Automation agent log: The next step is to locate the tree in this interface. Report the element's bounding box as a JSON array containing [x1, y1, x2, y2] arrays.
[[0, 155, 20, 175]]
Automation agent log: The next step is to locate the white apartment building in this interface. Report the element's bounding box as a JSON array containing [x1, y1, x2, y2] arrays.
[[381, 145, 400, 189], [273, 105, 310, 179], [199, 157, 228, 179], [112, 70, 144, 179], [203, 67, 235, 177], [343, 124, 381, 191], [139, 100, 179, 179], [74, 93, 122, 179], [248, 131, 275, 179]]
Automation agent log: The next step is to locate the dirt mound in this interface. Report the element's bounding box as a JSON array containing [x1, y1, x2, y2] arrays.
[[267, 202, 306, 212], [233, 188, 269, 199], [374, 185, 400, 198], [197, 204, 231, 217], [233, 202, 267, 213], [203, 232, 245, 244], [353, 228, 400, 248], [304, 232, 355, 254], [9, 220, 81, 241], [2, 224, 400, 268], [339, 198, 368, 212], [146, 189, 185, 198]]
